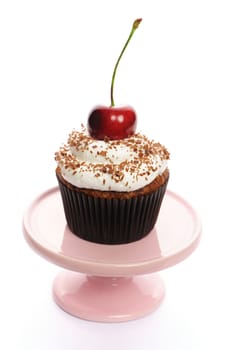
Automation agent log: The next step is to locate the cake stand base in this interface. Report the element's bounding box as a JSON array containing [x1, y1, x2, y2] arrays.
[[53, 271, 165, 322]]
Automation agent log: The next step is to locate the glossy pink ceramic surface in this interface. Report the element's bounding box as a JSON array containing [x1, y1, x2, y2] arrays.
[[23, 187, 201, 322], [53, 272, 165, 322], [23, 188, 201, 277]]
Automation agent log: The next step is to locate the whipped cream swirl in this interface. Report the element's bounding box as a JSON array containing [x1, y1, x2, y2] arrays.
[[55, 129, 170, 192]]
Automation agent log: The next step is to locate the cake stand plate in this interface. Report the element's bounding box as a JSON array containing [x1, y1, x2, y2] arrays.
[[23, 188, 201, 322]]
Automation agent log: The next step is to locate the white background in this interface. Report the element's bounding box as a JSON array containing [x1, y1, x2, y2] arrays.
[[0, 0, 226, 349]]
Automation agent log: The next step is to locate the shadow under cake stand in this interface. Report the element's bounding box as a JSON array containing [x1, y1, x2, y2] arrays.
[[23, 187, 201, 322]]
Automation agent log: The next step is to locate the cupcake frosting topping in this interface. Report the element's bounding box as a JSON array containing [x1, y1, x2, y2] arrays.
[[55, 127, 170, 192]]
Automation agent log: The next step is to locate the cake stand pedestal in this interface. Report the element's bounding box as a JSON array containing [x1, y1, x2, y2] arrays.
[[23, 188, 201, 322]]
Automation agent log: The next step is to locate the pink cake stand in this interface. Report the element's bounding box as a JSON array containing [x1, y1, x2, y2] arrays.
[[23, 188, 201, 322]]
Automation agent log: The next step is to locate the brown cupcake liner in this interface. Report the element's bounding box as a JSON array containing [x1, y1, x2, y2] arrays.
[[57, 175, 168, 245]]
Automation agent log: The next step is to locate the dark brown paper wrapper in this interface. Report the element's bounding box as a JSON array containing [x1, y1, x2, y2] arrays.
[[57, 176, 168, 245]]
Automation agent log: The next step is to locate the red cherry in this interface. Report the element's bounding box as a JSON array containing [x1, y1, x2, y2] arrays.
[[87, 18, 142, 141], [88, 106, 137, 140]]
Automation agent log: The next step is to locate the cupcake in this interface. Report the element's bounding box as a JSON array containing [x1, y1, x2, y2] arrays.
[[54, 18, 170, 244], [55, 128, 170, 244]]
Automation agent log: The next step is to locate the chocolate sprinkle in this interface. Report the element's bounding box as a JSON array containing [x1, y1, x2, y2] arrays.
[[55, 129, 170, 188]]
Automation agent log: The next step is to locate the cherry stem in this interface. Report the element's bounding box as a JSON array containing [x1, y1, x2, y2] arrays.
[[110, 18, 142, 107]]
